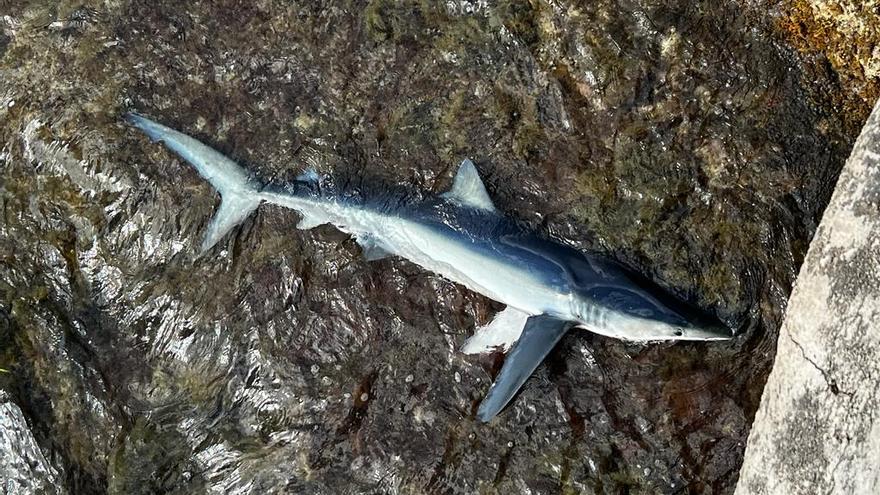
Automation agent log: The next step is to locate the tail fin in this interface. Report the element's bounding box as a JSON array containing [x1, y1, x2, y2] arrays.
[[124, 113, 262, 253]]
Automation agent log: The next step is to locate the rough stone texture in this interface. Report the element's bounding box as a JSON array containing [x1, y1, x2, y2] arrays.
[[0, 391, 66, 495], [774, 0, 880, 132], [736, 99, 880, 494], [0, 1, 868, 494]]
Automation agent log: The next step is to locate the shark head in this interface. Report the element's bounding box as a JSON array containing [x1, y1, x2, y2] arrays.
[[569, 290, 733, 342], [575, 308, 733, 342], [644, 319, 733, 341]]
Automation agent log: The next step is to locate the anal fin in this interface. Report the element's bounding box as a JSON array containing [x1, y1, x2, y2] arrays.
[[477, 314, 574, 422]]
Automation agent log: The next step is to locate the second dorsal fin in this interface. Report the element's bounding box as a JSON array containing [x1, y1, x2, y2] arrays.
[[442, 159, 497, 212]]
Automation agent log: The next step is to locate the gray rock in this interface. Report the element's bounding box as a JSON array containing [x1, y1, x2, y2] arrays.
[[0, 391, 66, 495], [736, 99, 880, 494]]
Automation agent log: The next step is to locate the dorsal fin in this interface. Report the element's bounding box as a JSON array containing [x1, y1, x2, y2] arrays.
[[442, 159, 497, 212]]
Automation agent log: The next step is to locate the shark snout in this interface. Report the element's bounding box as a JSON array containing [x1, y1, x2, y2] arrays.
[[678, 324, 734, 341]]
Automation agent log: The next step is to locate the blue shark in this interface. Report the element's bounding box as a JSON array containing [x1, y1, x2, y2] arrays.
[[125, 113, 732, 422]]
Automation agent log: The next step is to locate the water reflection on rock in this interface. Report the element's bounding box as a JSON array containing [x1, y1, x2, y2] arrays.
[[0, 1, 871, 493]]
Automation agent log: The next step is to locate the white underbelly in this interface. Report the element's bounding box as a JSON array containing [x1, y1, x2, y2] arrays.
[[378, 218, 569, 317]]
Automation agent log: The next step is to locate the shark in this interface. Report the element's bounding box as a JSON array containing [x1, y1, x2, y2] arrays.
[[125, 112, 732, 422]]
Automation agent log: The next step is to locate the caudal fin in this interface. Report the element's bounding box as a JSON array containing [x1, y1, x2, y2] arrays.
[[124, 113, 262, 253]]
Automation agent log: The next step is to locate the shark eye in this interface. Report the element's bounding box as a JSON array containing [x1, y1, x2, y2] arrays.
[[673, 329, 683, 337]]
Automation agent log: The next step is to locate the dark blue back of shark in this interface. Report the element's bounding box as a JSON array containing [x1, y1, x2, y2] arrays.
[[272, 178, 723, 330], [389, 192, 721, 330]]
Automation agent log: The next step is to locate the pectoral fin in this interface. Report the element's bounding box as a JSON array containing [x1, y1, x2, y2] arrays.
[[477, 314, 574, 422], [461, 306, 530, 354], [355, 235, 393, 261]]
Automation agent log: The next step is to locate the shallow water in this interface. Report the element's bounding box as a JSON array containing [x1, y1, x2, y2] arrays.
[[0, 1, 860, 493]]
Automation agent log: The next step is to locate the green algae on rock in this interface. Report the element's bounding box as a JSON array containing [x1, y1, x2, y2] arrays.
[[775, 0, 880, 132]]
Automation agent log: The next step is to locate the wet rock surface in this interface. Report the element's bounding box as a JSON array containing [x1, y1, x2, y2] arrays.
[[0, 1, 868, 493], [0, 391, 65, 494], [774, 0, 880, 133], [736, 97, 880, 495]]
